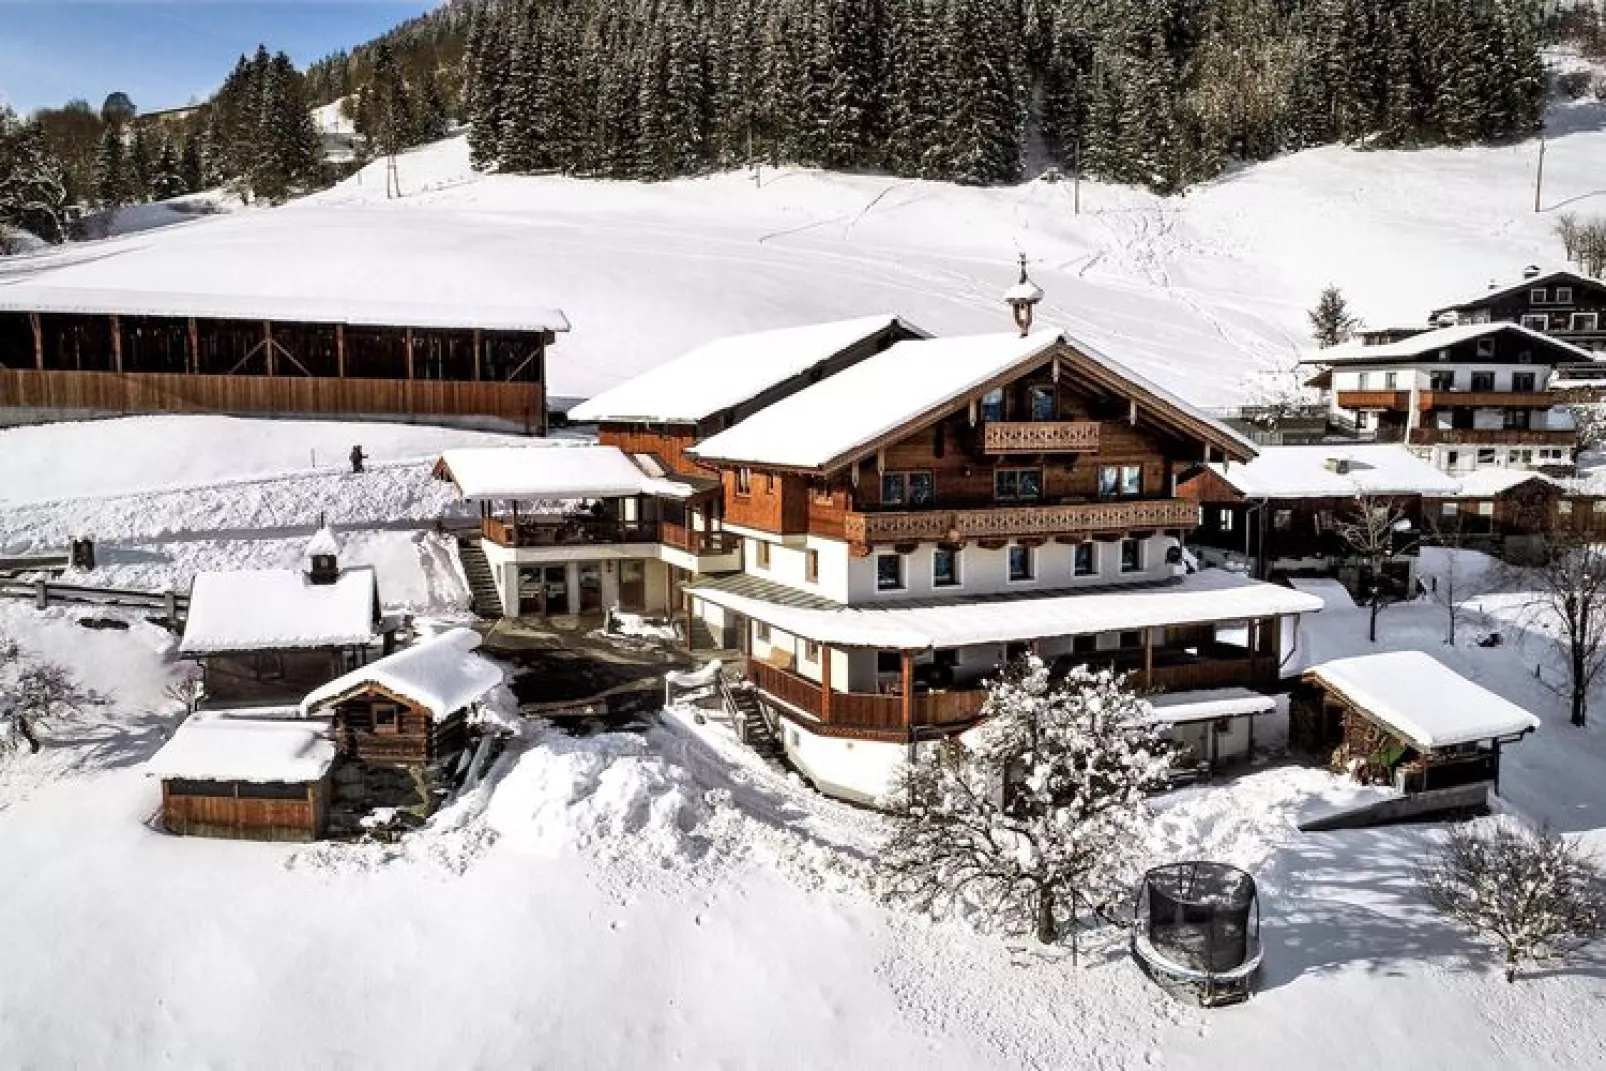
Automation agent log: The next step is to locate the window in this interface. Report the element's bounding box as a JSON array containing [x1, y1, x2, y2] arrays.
[[1218, 508, 1235, 532], [881, 472, 905, 506], [236, 781, 310, 801], [372, 702, 399, 734], [1072, 634, 1098, 654], [995, 468, 1043, 501], [883, 471, 934, 506], [1504, 410, 1532, 430], [980, 388, 1005, 422], [933, 548, 960, 588], [1477, 501, 1494, 517], [1008, 545, 1034, 582], [1511, 449, 1533, 465], [167, 778, 226, 798], [1532, 287, 1548, 304], [1273, 509, 1293, 531], [1477, 448, 1498, 464], [876, 553, 904, 591], [1121, 465, 1142, 496], [1073, 542, 1096, 577], [755, 622, 771, 643], [1557, 287, 1574, 304], [1442, 501, 1460, 517], [1544, 448, 1565, 460], [1471, 371, 1495, 391], [766, 473, 777, 496], [736, 467, 752, 495], [803, 640, 820, 663], [908, 472, 934, 506], [1573, 313, 1600, 332], [1097, 465, 1142, 497], [1120, 538, 1143, 573], [1357, 371, 1371, 389], [1522, 314, 1549, 331], [1445, 450, 1460, 469], [755, 541, 771, 569], [1512, 372, 1536, 391], [1384, 372, 1398, 389], [1476, 339, 1495, 358], [1560, 500, 1574, 515], [1030, 385, 1056, 421], [1594, 500, 1606, 515], [1430, 371, 1456, 390], [805, 549, 819, 583]]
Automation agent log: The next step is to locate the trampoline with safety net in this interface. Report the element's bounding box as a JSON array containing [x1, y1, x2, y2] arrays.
[[1131, 861, 1262, 1005]]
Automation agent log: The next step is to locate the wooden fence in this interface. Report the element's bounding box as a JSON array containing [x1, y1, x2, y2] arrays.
[[0, 578, 188, 619]]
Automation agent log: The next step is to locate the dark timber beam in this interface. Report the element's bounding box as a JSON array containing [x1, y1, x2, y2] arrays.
[[336, 324, 346, 378], [820, 645, 833, 723], [263, 321, 276, 376], [29, 312, 42, 369], [472, 328, 482, 381], [405, 327, 415, 380], [187, 317, 199, 375], [110, 314, 122, 373]]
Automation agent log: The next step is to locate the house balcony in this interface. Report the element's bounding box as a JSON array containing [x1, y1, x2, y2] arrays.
[[659, 520, 742, 557], [1335, 390, 1410, 410], [842, 497, 1198, 548], [481, 514, 659, 549], [1397, 427, 1576, 447], [982, 420, 1101, 454], [1336, 389, 1556, 411]]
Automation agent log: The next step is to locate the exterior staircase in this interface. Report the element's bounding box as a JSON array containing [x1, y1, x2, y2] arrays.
[[456, 536, 502, 619], [722, 678, 786, 765], [687, 616, 718, 651]]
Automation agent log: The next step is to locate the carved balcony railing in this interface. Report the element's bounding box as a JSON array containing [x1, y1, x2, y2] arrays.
[[842, 497, 1199, 546], [982, 420, 1101, 454], [1401, 427, 1576, 447]]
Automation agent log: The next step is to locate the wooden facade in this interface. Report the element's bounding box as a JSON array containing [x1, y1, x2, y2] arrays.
[[0, 310, 551, 431], [161, 776, 330, 841], [199, 649, 365, 707], [1431, 270, 1606, 351], [316, 684, 470, 768]]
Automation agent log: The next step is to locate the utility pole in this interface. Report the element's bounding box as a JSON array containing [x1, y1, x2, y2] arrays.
[[1534, 135, 1546, 214], [1073, 135, 1082, 216]]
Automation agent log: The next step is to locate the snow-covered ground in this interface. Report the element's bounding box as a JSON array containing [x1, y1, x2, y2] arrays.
[[5, 87, 1603, 407]]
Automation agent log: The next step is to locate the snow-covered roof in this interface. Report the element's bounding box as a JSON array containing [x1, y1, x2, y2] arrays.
[[1447, 468, 1561, 499], [1431, 267, 1605, 315], [690, 329, 1251, 471], [303, 525, 341, 560], [1201, 445, 1460, 498], [1287, 577, 1360, 613], [688, 568, 1322, 650], [179, 567, 379, 654], [567, 315, 924, 425], [1303, 322, 1594, 365], [300, 627, 502, 722], [1003, 281, 1044, 304], [1145, 688, 1275, 725], [435, 445, 696, 500], [1306, 652, 1541, 749], [146, 712, 336, 783], [0, 284, 569, 334]]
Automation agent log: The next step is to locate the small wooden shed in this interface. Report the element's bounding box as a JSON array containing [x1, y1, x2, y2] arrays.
[[299, 627, 503, 769], [147, 712, 336, 841], [1297, 651, 1540, 795]]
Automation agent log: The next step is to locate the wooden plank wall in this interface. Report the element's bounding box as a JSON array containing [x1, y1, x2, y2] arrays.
[[0, 369, 545, 429], [597, 424, 711, 477], [724, 471, 811, 534], [162, 780, 325, 841]]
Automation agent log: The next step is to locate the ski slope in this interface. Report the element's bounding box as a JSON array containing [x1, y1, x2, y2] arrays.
[[3, 90, 1602, 409]]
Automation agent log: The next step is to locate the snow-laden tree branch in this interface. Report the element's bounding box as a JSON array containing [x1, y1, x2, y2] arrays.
[[0, 639, 107, 755], [878, 658, 1168, 950]]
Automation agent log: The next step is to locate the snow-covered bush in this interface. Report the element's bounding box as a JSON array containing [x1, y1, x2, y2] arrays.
[[1418, 818, 1606, 983], [879, 658, 1169, 948], [0, 639, 106, 755]]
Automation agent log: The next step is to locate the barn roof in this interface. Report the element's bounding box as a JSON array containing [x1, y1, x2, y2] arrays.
[[179, 567, 379, 655], [146, 712, 336, 784], [300, 627, 503, 722], [1198, 444, 1460, 499], [1305, 652, 1540, 749]]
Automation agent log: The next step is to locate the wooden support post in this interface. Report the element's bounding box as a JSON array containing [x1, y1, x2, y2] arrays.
[[472, 328, 482, 381], [900, 652, 914, 731], [263, 321, 275, 376], [29, 312, 42, 369], [405, 327, 415, 380], [34, 579, 48, 611], [820, 645, 833, 724], [335, 324, 346, 378], [1142, 627, 1154, 689], [110, 314, 122, 372], [186, 317, 199, 375]]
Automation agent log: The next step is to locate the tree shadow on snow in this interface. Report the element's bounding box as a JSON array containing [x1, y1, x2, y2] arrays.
[[43, 709, 181, 774]]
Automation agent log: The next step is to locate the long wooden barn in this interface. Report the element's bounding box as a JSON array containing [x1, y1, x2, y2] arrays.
[[0, 288, 567, 433]]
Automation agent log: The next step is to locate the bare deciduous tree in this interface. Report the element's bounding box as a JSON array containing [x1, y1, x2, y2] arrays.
[[1335, 493, 1417, 643], [1516, 537, 1606, 728], [0, 639, 106, 755], [879, 660, 1168, 954], [1418, 819, 1606, 983], [1422, 505, 1489, 648]]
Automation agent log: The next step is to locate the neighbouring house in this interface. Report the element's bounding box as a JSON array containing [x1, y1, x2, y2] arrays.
[[568, 315, 928, 479], [1294, 651, 1540, 798], [1424, 468, 1563, 561], [146, 711, 337, 841], [178, 528, 393, 705], [669, 321, 1323, 806], [1300, 321, 1587, 473], [435, 444, 741, 620], [1430, 266, 1606, 355], [1178, 444, 1458, 598], [300, 626, 503, 769]]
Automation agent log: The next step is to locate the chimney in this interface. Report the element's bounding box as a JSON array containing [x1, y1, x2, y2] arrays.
[[1324, 456, 1352, 475], [1002, 254, 1044, 337], [1523, 265, 1542, 280]]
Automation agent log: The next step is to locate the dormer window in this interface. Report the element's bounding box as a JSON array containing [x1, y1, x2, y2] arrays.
[[1557, 287, 1574, 304], [1532, 288, 1548, 304]]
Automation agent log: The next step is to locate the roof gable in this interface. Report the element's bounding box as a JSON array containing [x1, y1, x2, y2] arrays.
[[300, 627, 503, 721], [179, 567, 380, 654], [1302, 321, 1595, 366], [1433, 269, 1606, 316]]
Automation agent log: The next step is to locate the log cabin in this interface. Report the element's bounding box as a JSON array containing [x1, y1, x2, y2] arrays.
[[178, 528, 394, 705], [0, 289, 564, 433], [147, 712, 336, 841], [1178, 444, 1457, 596], [1294, 652, 1539, 798], [1299, 321, 1586, 474], [674, 327, 1324, 805], [299, 626, 502, 769]]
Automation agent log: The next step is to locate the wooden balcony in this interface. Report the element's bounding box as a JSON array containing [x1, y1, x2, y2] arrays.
[[748, 660, 985, 737], [982, 420, 1100, 454], [1419, 390, 1555, 410], [659, 520, 741, 557], [482, 514, 659, 549], [1335, 390, 1410, 410], [842, 497, 1198, 547], [1402, 427, 1576, 447]]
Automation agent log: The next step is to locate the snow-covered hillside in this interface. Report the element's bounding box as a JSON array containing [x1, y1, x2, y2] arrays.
[[4, 87, 1603, 409]]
